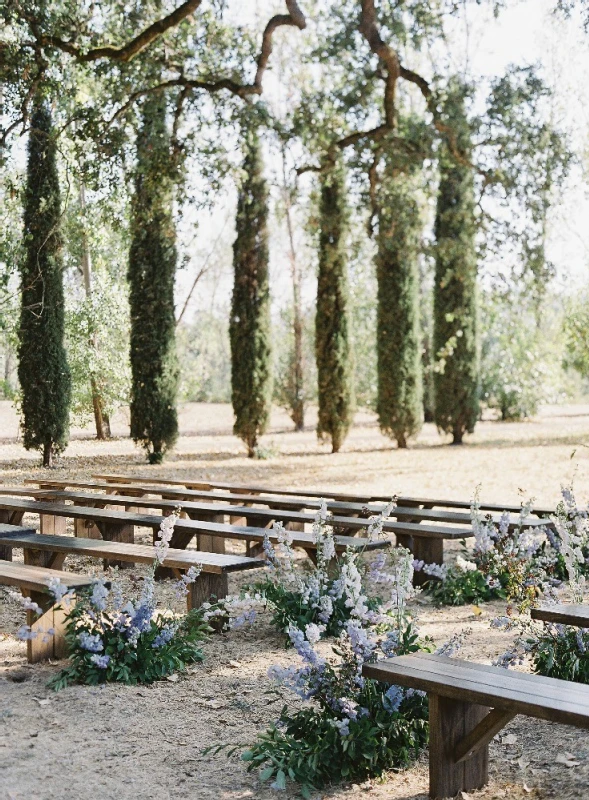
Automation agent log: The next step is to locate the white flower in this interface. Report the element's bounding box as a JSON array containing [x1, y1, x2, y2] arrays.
[[456, 556, 478, 573]]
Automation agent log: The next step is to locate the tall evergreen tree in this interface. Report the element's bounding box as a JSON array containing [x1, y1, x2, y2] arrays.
[[230, 129, 272, 457], [315, 155, 354, 453], [433, 81, 480, 444], [128, 92, 179, 464], [376, 158, 423, 448], [18, 96, 71, 467]]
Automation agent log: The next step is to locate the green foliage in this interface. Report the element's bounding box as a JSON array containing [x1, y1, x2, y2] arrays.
[[433, 81, 479, 444], [65, 271, 131, 427], [18, 97, 71, 466], [243, 690, 427, 798], [230, 129, 273, 458], [563, 290, 589, 382], [49, 598, 208, 691], [530, 626, 589, 684], [241, 625, 428, 797], [376, 157, 424, 448], [425, 563, 501, 606], [481, 287, 566, 420], [128, 91, 179, 464], [177, 313, 231, 403], [315, 156, 354, 453]]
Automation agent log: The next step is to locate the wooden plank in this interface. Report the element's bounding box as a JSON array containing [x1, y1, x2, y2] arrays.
[[89, 475, 555, 517], [531, 604, 589, 628], [0, 561, 95, 593], [0, 532, 265, 574], [0, 523, 35, 562], [0, 497, 386, 555], [363, 654, 589, 727], [13, 490, 484, 540]]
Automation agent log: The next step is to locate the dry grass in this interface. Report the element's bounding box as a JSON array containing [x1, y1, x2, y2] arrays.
[[2, 401, 589, 800]]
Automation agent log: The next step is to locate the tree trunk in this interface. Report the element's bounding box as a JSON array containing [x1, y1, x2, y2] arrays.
[[79, 182, 111, 441], [42, 442, 53, 468]]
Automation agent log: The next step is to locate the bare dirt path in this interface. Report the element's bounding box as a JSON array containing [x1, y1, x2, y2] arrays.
[[2, 402, 589, 799]]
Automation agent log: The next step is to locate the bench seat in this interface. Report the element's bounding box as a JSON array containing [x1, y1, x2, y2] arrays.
[[363, 652, 589, 798], [0, 560, 97, 663], [0, 530, 265, 609], [0, 496, 386, 560], [531, 603, 589, 628], [89, 474, 556, 516]]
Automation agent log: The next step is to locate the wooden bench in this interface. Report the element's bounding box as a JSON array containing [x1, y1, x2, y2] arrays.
[[23, 486, 545, 532], [363, 652, 589, 799], [91, 474, 556, 517], [0, 529, 265, 610], [27, 480, 547, 531], [0, 497, 387, 565], [0, 559, 97, 663], [531, 604, 589, 628], [17, 489, 473, 563]]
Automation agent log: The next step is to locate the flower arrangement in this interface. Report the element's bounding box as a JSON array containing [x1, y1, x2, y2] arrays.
[[243, 500, 396, 641], [206, 547, 469, 797], [492, 486, 589, 684], [13, 511, 210, 689], [419, 492, 547, 608]]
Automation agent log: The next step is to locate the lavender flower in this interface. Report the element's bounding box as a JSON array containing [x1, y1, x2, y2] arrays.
[[383, 685, 403, 713], [90, 580, 109, 612], [78, 631, 104, 652], [90, 654, 110, 669]]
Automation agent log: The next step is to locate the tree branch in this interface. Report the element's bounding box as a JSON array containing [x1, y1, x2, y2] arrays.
[[38, 0, 203, 63], [253, 1, 307, 93], [359, 0, 400, 127]]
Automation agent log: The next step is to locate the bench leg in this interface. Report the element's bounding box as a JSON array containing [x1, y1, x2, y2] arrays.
[[39, 513, 67, 535], [96, 521, 134, 569], [75, 518, 102, 539], [413, 538, 444, 587], [187, 572, 229, 610], [25, 591, 74, 663], [429, 694, 489, 799]]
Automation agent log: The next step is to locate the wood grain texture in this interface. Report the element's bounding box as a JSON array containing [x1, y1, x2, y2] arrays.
[[0, 531, 265, 574], [363, 654, 589, 728], [531, 604, 589, 628]]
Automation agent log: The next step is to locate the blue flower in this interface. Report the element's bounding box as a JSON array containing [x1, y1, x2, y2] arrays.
[[90, 654, 110, 669], [78, 631, 104, 653], [383, 684, 403, 713]]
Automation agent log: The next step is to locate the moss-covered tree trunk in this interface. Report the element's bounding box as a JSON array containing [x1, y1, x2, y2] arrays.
[[376, 162, 423, 448], [315, 156, 354, 453], [229, 130, 272, 457], [18, 96, 71, 467], [128, 92, 179, 464], [433, 82, 479, 444]]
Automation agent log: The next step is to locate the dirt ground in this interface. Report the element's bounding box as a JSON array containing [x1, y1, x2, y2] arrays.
[[2, 401, 589, 800]]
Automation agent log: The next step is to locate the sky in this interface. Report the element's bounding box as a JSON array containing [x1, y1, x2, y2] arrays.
[[171, 1, 589, 320]]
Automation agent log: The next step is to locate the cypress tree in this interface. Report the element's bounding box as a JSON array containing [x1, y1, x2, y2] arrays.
[[433, 81, 479, 444], [18, 96, 71, 467], [375, 159, 423, 448], [128, 92, 179, 464], [315, 155, 354, 453], [229, 130, 272, 457]]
